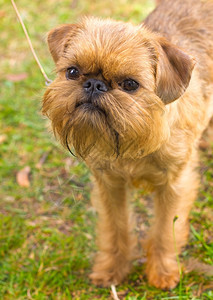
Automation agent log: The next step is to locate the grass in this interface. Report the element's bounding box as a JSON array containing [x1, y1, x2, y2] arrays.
[[0, 0, 213, 298]]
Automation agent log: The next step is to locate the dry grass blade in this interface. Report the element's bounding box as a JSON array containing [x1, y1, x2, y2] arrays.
[[111, 285, 120, 300]]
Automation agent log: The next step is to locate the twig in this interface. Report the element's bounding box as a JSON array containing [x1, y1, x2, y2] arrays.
[[11, 0, 52, 85], [111, 285, 120, 300], [36, 151, 50, 169]]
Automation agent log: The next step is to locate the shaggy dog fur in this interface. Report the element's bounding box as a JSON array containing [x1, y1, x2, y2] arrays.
[[43, 0, 213, 289]]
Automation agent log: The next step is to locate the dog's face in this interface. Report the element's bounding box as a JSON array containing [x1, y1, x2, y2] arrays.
[[43, 17, 194, 160]]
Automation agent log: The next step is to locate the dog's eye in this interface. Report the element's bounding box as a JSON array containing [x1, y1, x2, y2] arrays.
[[66, 67, 80, 80], [120, 79, 139, 92]]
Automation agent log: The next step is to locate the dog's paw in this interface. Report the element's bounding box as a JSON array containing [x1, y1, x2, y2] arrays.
[[146, 267, 180, 290], [89, 270, 120, 287], [144, 238, 181, 290], [90, 255, 130, 287], [146, 256, 180, 290]]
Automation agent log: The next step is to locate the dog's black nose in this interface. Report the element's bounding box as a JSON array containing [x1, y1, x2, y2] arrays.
[[83, 79, 108, 94]]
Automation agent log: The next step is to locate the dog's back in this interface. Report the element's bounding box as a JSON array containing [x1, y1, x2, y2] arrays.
[[144, 0, 213, 85]]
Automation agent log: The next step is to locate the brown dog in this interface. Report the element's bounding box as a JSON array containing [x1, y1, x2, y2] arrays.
[[42, 0, 213, 289]]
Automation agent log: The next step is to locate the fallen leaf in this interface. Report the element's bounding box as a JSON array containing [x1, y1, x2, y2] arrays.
[[6, 73, 28, 82], [0, 134, 7, 144], [16, 166, 31, 187], [0, 10, 6, 18]]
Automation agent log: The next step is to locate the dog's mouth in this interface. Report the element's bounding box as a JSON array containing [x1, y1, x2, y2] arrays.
[[75, 100, 106, 116], [65, 99, 120, 159]]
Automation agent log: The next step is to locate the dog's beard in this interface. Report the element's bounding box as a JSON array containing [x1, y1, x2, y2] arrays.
[[43, 84, 169, 160], [61, 92, 168, 160], [63, 103, 120, 158]]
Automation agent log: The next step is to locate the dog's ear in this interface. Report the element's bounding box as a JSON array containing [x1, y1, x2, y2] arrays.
[[47, 24, 80, 63], [155, 37, 195, 104]]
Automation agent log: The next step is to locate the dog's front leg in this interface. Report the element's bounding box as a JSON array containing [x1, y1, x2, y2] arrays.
[[145, 162, 199, 289], [89, 173, 133, 287]]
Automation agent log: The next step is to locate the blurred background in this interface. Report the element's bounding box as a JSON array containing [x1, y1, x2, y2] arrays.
[[0, 0, 212, 299]]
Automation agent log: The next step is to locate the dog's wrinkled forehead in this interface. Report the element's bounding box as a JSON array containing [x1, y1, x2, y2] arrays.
[[56, 18, 154, 78]]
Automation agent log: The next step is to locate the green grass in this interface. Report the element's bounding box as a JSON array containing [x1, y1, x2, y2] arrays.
[[0, 0, 213, 298]]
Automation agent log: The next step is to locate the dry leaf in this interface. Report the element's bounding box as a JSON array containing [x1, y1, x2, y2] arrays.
[[0, 10, 6, 18], [0, 134, 7, 144], [16, 166, 31, 187], [6, 73, 28, 82]]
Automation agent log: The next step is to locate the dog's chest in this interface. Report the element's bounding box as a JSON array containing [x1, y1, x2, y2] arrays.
[[117, 157, 168, 189]]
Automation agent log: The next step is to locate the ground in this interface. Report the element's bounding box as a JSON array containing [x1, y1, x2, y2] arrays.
[[0, 0, 212, 299]]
